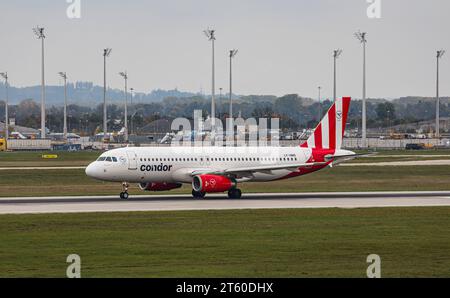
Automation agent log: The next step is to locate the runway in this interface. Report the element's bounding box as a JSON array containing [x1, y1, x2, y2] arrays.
[[0, 191, 450, 214]]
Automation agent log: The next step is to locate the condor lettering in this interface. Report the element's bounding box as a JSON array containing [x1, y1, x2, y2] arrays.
[[140, 164, 173, 172]]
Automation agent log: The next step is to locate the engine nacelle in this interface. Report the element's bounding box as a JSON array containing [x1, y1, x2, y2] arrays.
[[139, 182, 182, 191], [192, 174, 236, 193]]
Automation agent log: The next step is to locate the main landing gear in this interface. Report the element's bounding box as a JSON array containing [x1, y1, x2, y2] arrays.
[[227, 188, 242, 199], [192, 189, 206, 199], [191, 188, 242, 199], [120, 182, 129, 199]]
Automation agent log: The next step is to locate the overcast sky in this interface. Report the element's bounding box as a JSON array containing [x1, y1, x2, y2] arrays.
[[0, 0, 449, 99]]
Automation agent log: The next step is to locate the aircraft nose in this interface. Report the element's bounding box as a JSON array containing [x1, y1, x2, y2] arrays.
[[85, 162, 99, 178]]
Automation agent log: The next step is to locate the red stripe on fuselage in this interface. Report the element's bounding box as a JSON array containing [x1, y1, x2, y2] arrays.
[[276, 148, 335, 180]]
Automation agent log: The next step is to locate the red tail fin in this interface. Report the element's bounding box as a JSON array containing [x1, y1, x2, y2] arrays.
[[300, 97, 351, 149]]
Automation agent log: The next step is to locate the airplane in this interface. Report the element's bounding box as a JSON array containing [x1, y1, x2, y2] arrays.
[[86, 97, 357, 199]]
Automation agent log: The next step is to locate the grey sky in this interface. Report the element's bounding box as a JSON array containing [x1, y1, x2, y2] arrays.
[[0, 0, 449, 99]]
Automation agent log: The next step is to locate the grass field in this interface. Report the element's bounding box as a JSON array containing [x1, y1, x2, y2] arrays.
[[1, 149, 450, 197], [1, 165, 450, 197], [0, 151, 100, 167], [0, 207, 449, 277], [1, 149, 450, 167]]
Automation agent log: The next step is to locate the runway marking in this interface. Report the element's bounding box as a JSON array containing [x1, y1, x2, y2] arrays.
[[0, 192, 449, 214]]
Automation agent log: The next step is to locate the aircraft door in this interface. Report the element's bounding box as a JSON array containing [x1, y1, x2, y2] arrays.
[[126, 151, 138, 170]]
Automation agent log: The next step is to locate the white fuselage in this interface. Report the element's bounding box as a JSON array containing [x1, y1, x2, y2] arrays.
[[85, 146, 345, 184]]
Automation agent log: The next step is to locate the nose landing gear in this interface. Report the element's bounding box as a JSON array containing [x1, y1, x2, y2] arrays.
[[120, 182, 129, 199]]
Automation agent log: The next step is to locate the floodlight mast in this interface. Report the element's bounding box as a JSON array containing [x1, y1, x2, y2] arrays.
[[204, 28, 216, 137], [318, 86, 322, 121], [58, 72, 68, 139], [33, 26, 46, 138], [119, 71, 129, 143], [130, 88, 134, 135], [0, 72, 9, 141], [333, 49, 342, 103], [436, 50, 445, 138], [355, 31, 367, 147], [103, 48, 112, 142], [229, 49, 238, 118]]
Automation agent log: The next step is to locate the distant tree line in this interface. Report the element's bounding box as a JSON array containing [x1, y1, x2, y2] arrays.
[[1, 95, 449, 135]]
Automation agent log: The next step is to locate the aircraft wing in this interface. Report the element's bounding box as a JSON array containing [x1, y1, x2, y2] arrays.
[[191, 162, 327, 177]]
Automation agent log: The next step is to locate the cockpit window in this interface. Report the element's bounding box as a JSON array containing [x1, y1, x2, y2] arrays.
[[112, 157, 117, 162], [105, 157, 112, 162], [97, 157, 106, 161]]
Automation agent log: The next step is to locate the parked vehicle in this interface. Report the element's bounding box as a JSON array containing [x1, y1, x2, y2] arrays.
[[405, 143, 425, 150]]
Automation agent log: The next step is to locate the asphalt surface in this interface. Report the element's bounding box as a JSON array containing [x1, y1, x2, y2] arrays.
[[0, 191, 449, 214]]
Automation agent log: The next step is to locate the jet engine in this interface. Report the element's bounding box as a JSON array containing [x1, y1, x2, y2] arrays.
[[139, 182, 182, 191], [192, 174, 236, 193]]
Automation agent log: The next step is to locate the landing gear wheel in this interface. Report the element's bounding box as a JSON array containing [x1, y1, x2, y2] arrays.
[[228, 188, 242, 199], [192, 189, 206, 199], [120, 182, 130, 200]]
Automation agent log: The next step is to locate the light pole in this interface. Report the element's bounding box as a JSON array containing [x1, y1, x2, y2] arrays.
[[219, 87, 223, 118], [0, 72, 8, 141], [317, 86, 322, 121], [355, 31, 367, 147], [130, 87, 134, 135], [228, 49, 238, 136], [119, 71, 129, 143], [436, 50, 445, 138], [33, 26, 46, 138], [204, 28, 216, 132], [103, 48, 112, 141], [333, 49, 342, 103], [229, 49, 238, 118], [58, 72, 68, 139]]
